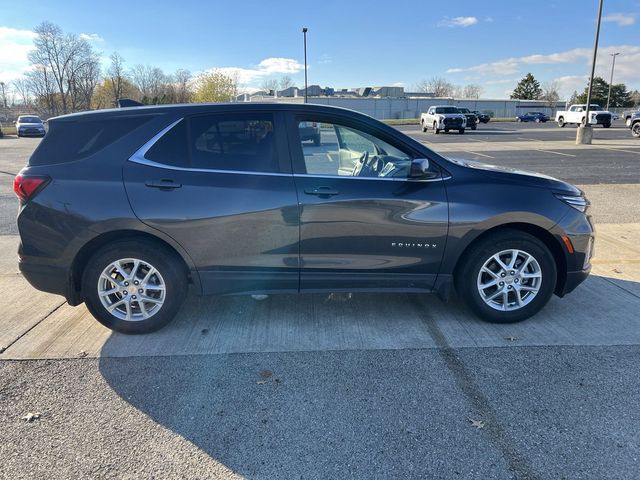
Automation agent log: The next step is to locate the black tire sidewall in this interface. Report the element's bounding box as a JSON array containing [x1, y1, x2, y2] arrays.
[[457, 232, 557, 323], [82, 240, 188, 334]]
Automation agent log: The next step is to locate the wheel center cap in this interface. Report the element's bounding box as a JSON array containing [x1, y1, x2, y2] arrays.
[[128, 286, 137, 295]]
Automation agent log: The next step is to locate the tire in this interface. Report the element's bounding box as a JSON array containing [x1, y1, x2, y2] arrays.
[[557, 117, 565, 128], [471, 125, 477, 130], [632, 122, 640, 138], [445, 128, 449, 133], [82, 239, 188, 334], [459, 128, 465, 134], [581, 117, 587, 126], [422, 124, 427, 133], [535, 118, 541, 123], [626, 117, 632, 128], [602, 123, 611, 129], [434, 122, 440, 134], [455, 229, 557, 323], [517, 118, 522, 122]]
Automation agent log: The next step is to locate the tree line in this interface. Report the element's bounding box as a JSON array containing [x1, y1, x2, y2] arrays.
[[6, 22, 243, 116]]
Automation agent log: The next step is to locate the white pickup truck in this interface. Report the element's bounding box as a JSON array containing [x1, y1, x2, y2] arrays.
[[420, 106, 467, 134], [555, 104, 613, 128]]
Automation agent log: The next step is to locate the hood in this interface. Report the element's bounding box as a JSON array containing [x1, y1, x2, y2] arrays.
[[447, 158, 581, 194]]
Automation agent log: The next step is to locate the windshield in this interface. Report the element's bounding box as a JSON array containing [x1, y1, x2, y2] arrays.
[[435, 107, 458, 114], [19, 116, 43, 123], [457, 108, 470, 113]]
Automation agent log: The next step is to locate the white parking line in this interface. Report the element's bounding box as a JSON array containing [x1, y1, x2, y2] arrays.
[[518, 137, 543, 142], [465, 151, 495, 159], [592, 146, 640, 155], [533, 149, 576, 157], [467, 138, 490, 143]]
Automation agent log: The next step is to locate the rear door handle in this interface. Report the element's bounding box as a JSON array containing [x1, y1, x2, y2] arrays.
[[145, 179, 182, 190], [304, 186, 339, 196]]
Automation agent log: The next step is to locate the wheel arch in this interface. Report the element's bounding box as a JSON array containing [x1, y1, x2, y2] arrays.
[[452, 222, 567, 296], [70, 229, 200, 304]]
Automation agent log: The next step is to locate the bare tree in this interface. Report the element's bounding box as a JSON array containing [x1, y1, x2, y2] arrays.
[[173, 69, 192, 103], [542, 81, 560, 111], [415, 77, 455, 97], [107, 53, 127, 105], [12, 78, 31, 105], [278, 75, 295, 90], [462, 84, 482, 99], [26, 64, 58, 115], [260, 78, 279, 94], [0, 82, 7, 108], [28, 22, 96, 114]]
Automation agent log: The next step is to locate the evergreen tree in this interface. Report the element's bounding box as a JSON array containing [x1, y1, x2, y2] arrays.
[[510, 73, 543, 100]]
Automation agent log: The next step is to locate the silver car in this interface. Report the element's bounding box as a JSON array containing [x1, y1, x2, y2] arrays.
[[16, 115, 46, 137]]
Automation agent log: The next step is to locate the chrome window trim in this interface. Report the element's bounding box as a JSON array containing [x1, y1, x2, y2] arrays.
[[128, 117, 448, 182]]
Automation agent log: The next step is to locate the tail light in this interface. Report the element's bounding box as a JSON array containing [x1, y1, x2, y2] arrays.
[[13, 175, 50, 202]]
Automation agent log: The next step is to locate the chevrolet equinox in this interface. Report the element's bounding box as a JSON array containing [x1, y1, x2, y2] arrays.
[[14, 103, 594, 333]]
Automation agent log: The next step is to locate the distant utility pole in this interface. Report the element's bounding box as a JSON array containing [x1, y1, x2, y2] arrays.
[[0, 82, 6, 108], [577, 0, 603, 145], [302, 27, 308, 103], [606, 52, 620, 111]]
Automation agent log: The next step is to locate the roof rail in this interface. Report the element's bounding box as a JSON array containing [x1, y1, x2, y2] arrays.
[[117, 98, 143, 108]]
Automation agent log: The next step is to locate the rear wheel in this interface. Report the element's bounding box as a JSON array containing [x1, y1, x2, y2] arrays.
[[459, 128, 465, 134], [455, 230, 556, 323], [626, 117, 632, 128], [421, 122, 427, 133], [557, 117, 565, 128], [82, 240, 188, 333], [632, 122, 640, 138], [602, 123, 611, 128]]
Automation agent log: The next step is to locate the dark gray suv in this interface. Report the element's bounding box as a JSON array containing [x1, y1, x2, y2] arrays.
[[14, 103, 594, 333]]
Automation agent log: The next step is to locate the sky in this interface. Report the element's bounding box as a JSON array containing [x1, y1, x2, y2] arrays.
[[0, 0, 639, 99]]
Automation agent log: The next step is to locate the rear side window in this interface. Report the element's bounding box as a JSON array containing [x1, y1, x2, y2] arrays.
[[144, 113, 278, 173], [145, 120, 189, 167], [29, 115, 155, 166], [189, 113, 277, 172]]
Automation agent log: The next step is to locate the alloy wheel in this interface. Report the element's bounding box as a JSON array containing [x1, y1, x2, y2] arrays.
[[476, 249, 542, 311], [97, 258, 166, 321]]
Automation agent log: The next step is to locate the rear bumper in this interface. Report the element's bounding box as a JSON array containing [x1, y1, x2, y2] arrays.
[[19, 260, 81, 305]]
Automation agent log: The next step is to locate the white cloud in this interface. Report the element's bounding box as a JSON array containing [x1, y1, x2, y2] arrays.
[[0, 26, 36, 83], [79, 32, 104, 42], [438, 16, 478, 28], [204, 57, 304, 86], [603, 13, 636, 27]]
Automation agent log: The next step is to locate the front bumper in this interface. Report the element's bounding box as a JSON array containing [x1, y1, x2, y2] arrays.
[[559, 266, 592, 296], [18, 128, 45, 136]]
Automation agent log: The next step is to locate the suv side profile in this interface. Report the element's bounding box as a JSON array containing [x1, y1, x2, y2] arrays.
[[15, 103, 594, 333]]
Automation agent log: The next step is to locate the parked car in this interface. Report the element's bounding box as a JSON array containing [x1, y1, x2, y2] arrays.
[[630, 112, 640, 138], [298, 121, 321, 145], [516, 112, 549, 123], [15, 103, 593, 333], [472, 111, 490, 124], [420, 106, 466, 134], [555, 104, 612, 128], [455, 107, 478, 130], [624, 110, 639, 128], [16, 115, 46, 137]]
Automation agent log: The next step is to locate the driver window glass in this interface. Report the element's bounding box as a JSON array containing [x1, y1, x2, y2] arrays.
[[297, 119, 412, 178]]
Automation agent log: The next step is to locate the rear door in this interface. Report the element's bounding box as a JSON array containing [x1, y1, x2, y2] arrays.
[[287, 112, 449, 292], [123, 111, 300, 295]]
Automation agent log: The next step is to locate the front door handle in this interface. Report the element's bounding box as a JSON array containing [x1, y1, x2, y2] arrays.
[[145, 179, 182, 190], [304, 186, 339, 197]]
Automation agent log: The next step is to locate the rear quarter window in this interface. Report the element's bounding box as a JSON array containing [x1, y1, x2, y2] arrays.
[[29, 115, 156, 166]]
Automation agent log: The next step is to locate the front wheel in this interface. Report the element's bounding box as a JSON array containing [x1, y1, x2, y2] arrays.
[[455, 230, 557, 323], [626, 117, 632, 128], [433, 122, 440, 134], [459, 128, 465, 134], [602, 123, 611, 128], [632, 123, 640, 138], [82, 240, 188, 333], [557, 117, 565, 128]]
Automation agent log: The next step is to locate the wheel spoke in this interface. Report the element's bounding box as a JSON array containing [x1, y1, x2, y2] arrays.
[[480, 278, 498, 289], [129, 259, 141, 280], [485, 289, 503, 302], [521, 272, 542, 279], [507, 250, 519, 269], [492, 255, 509, 272], [99, 286, 120, 297], [107, 298, 126, 312], [481, 266, 499, 278], [124, 301, 132, 321], [138, 301, 149, 319], [139, 294, 163, 305]]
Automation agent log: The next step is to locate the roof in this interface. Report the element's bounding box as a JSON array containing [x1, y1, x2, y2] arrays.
[[49, 102, 367, 122]]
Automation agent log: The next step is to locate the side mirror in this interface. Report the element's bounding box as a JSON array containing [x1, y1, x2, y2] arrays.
[[410, 158, 431, 178]]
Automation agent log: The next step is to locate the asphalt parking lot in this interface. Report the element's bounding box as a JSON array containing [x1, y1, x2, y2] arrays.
[[1, 124, 639, 479]]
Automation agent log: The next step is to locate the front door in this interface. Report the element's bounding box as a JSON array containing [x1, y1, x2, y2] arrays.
[[123, 111, 299, 295], [287, 113, 449, 292]]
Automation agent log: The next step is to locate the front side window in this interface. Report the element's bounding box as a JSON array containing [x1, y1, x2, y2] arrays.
[[297, 119, 413, 179]]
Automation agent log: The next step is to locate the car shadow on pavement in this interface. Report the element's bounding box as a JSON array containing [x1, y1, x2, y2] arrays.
[[97, 276, 640, 478]]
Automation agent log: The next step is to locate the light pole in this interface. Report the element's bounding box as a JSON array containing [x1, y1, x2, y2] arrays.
[[606, 52, 620, 111], [302, 27, 308, 104], [577, 0, 603, 145]]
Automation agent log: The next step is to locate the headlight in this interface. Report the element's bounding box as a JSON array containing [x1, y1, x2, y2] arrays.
[[555, 193, 589, 212]]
